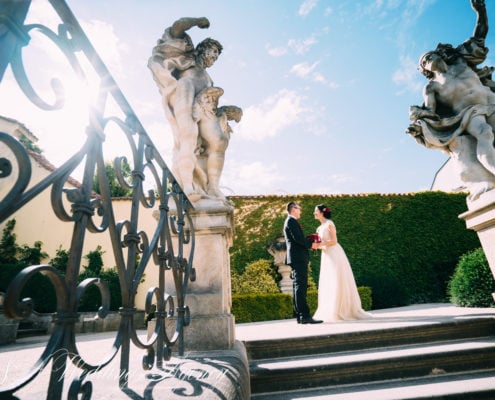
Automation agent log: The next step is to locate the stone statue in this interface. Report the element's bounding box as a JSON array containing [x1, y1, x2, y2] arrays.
[[407, 0, 495, 201], [148, 17, 242, 201]]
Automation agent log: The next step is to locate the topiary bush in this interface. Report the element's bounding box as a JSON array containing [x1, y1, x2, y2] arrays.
[[448, 247, 495, 307], [231, 259, 280, 294]]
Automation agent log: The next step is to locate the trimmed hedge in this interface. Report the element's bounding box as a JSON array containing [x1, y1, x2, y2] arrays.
[[229, 192, 480, 309], [232, 286, 372, 323]]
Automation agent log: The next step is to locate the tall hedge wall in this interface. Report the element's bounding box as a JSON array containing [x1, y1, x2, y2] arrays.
[[228, 192, 480, 309]]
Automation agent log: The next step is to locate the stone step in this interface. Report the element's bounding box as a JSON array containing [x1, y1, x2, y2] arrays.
[[249, 336, 495, 394], [16, 320, 46, 338], [251, 369, 495, 399], [245, 317, 495, 360]]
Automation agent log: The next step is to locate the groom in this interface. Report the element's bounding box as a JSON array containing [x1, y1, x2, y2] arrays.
[[283, 202, 322, 324]]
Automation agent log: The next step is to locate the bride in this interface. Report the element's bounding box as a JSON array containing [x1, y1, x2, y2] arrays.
[[311, 204, 371, 322]]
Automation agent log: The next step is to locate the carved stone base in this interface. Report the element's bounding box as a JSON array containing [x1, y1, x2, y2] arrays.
[[278, 264, 293, 294], [156, 313, 235, 352], [459, 189, 495, 301], [152, 199, 236, 351]]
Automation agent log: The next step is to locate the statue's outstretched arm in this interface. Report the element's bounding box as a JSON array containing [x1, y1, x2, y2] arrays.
[[471, 0, 488, 39], [170, 17, 210, 39]]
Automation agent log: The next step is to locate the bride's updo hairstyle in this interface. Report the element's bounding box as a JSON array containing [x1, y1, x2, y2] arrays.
[[316, 204, 332, 219]]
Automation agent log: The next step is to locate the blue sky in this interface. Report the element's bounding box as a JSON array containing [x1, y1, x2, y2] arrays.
[[2, 0, 493, 196]]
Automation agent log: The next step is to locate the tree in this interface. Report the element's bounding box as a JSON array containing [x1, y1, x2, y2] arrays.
[[84, 245, 105, 276], [49, 246, 70, 274], [18, 241, 48, 265], [0, 219, 19, 264], [93, 160, 133, 198]]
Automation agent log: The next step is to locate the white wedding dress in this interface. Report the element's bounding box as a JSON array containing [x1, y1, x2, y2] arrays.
[[313, 220, 371, 322]]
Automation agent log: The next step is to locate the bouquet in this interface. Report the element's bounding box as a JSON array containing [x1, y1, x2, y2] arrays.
[[306, 233, 321, 243]]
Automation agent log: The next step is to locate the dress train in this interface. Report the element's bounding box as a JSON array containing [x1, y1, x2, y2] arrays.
[[313, 220, 371, 322]]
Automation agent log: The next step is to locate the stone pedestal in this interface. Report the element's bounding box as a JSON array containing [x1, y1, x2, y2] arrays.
[[153, 199, 235, 351], [277, 264, 293, 294], [267, 234, 292, 294], [459, 190, 495, 300]]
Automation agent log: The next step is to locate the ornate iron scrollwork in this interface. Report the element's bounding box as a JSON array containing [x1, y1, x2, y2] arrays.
[[0, 0, 196, 398]]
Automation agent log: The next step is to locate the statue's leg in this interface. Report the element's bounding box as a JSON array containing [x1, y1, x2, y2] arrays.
[[206, 151, 226, 197], [200, 121, 229, 197], [451, 135, 495, 200], [173, 81, 199, 195]]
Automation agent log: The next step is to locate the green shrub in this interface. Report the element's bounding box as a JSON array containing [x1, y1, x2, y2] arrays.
[[0, 264, 57, 313], [448, 248, 495, 307], [307, 290, 317, 313], [231, 259, 280, 294], [0, 223, 121, 313], [232, 293, 293, 323], [0, 220, 56, 313], [232, 286, 372, 323], [77, 268, 122, 312]]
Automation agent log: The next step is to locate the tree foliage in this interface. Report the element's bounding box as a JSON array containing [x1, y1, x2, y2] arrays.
[[84, 245, 105, 276], [0, 219, 18, 264], [93, 160, 133, 197]]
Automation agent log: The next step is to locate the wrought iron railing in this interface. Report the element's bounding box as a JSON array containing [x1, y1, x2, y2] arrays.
[[0, 0, 196, 398]]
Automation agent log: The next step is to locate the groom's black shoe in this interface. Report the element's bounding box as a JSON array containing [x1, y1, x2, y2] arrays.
[[300, 317, 323, 324]]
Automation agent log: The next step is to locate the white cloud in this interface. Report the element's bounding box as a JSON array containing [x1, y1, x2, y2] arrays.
[[26, 2, 127, 81], [266, 44, 288, 57], [290, 62, 338, 88], [323, 7, 333, 16], [290, 61, 319, 78], [288, 36, 317, 54], [309, 173, 357, 195], [80, 19, 129, 79], [235, 90, 306, 141], [313, 72, 326, 83], [298, 0, 318, 17], [221, 160, 284, 195], [266, 36, 317, 57]]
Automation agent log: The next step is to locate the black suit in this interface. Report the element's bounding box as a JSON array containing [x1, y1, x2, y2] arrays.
[[284, 215, 312, 319]]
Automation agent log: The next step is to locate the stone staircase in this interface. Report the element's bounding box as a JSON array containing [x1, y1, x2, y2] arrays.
[[245, 317, 495, 399]]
